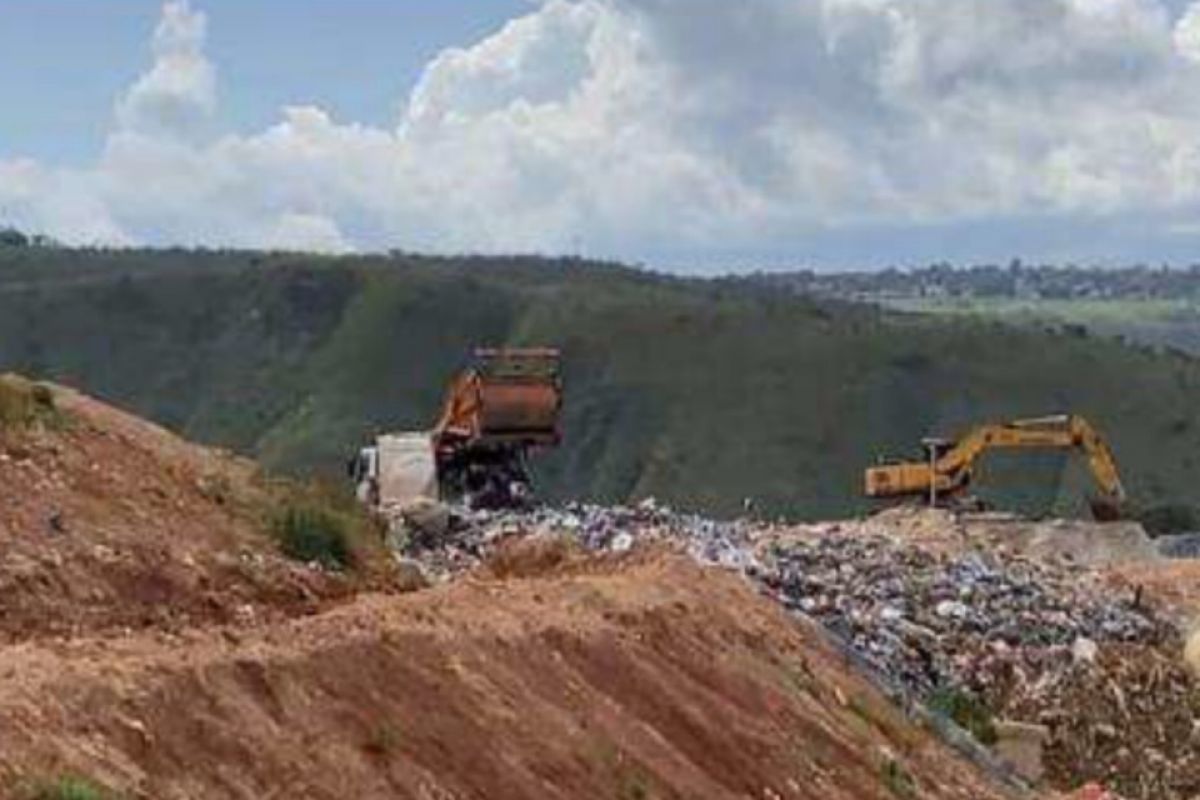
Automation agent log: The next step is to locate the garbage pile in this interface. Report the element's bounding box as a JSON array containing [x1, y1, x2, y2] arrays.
[[1158, 533, 1200, 560], [754, 531, 1172, 696], [391, 498, 758, 581], [748, 528, 1195, 799], [389, 499, 1193, 797], [1002, 644, 1200, 799]]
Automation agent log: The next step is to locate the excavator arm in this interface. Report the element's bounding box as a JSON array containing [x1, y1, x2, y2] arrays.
[[864, 415, 1127, 519]]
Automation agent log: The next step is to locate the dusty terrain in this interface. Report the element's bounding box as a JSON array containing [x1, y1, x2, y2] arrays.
[[0, 551, 1020, 800], [0, 380, 1031, 799], [0, 379, 366, 644], [6, 378, 1200, 799]]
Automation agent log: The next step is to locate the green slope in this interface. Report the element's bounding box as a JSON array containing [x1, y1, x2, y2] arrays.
[[2, 247, 1199, 520]]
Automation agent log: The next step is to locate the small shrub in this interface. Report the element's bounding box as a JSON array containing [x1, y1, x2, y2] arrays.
[[262, 478, 387, 575], [363, 721, 401, 757], [0, 376, 62, 431], [0, 228, 29, 248], [927, 687, 997, 745], [22, 775, 115, 800], [274, 505, 352, 569], [880, 758, 918, 800], [618, 773, 650, 800]]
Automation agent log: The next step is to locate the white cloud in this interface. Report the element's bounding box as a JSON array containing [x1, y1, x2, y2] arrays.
[[114, 0, 216, 141], [258, 212, 354, 254], [7, 0, 1200, 265], [1174, 1, 1200, 61]]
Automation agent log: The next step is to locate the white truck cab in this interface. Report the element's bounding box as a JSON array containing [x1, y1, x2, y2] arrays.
[[350, 432, 439, 512]]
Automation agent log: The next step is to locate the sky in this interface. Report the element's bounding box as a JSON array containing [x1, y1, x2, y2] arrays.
[[5, 0, 1200, 270]]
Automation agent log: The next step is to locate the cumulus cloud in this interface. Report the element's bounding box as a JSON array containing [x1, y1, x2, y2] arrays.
[[7, 0, 1200, 265], [114, 0, 216, 140]]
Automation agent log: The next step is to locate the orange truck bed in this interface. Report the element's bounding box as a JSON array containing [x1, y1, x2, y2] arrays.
[[433, 348, 562, 450]]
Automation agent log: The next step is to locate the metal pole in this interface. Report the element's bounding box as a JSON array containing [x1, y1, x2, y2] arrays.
[[928, 442, 938, 508]]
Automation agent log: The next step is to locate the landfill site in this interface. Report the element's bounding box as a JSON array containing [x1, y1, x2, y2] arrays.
[[3, 353, 1200, 800]]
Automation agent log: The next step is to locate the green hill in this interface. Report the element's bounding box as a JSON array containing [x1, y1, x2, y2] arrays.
[[2, 247, 1199, 521]]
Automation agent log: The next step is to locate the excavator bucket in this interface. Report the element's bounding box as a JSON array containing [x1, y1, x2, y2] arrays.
[[1089, 498, 1124, 522]]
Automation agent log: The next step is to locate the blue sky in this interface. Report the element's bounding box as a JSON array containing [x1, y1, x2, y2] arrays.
[[6, 0, 1200, 269], [0, 1, 527, 163]]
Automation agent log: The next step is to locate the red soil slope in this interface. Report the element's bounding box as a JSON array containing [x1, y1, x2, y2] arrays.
[[0, 381, 1022, 799], [0, 553, 1018, 800], [0, 379, 359, 643]]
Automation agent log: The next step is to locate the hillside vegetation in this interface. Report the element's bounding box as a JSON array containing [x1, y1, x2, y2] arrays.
[[3, 248, 1200, 519]]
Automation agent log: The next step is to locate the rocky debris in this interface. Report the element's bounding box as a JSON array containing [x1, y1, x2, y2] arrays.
[[991, 719, 1050, 784], [1185, 628, 1200, 680], [1001, 645, 1200, 799], [1061, 785, 1125, 800]]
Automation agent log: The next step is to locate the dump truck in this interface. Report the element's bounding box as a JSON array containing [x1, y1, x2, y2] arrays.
[[350, 348, 563, 512], [864, 414, 1127, 520]]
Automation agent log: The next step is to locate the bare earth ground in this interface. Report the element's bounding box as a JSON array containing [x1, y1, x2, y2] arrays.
[[0, 383, 1024, 799], [0, 552, 1017, 800], [0, 383, 365, 644]]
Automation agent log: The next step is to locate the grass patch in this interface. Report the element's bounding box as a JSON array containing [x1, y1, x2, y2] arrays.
[[617, 772, 651, 800], [880, 758, 918, 799], [20, 775, 117, 800], [274, 504, 353, 569], [843, 691, 925, 753], [0, 375, 63, 431], [589, 739, 657, 800], [268, 478, 384, 571], [363, 721, 402, 757], [927, 687, 997, 746]]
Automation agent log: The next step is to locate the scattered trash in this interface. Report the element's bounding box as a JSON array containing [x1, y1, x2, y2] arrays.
[[386, 500, 1194, 799], [1157, 533, 1200, 560]]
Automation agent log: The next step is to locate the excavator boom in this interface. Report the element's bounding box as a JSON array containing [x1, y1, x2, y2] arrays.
[[864, 414, 1126, 518]]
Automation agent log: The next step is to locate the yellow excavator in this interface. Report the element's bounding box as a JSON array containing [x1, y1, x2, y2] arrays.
[[864, 415, 1127, 520]]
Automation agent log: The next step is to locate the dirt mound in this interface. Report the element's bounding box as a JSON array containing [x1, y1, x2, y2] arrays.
[[0, 383, 1030, 798], [0, 378, 364, 643], [0, 555, 1017, 800]]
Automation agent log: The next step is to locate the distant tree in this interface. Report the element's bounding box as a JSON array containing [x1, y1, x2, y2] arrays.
[[0, 227, 29, 248]]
